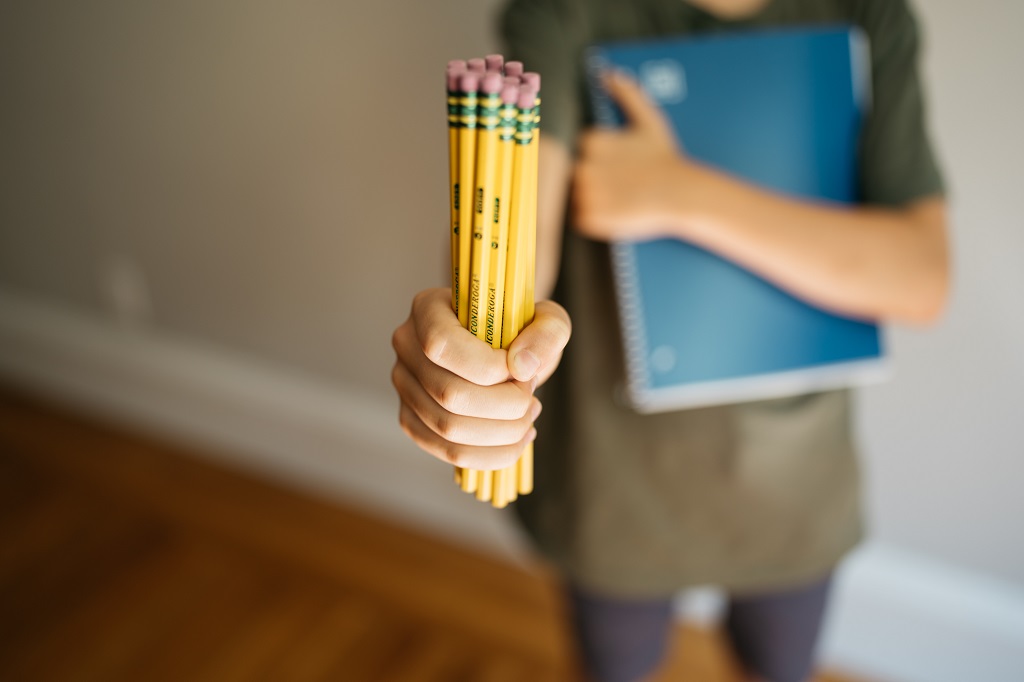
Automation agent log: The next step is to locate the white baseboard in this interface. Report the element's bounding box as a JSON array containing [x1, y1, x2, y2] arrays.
[[0, 289, 530, 561], [2, 288, 1022, 681], [822, 544, 1024, 682]]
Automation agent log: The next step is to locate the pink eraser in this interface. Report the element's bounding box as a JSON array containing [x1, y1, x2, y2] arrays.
[[481, 72, 503, 95], [459, 71, 481, 93], [447, 59, 467, 72], [447, 67, 465, 91], [522, 72, 541, 92], [517, 87, 537, 110], [485, 54, 504, 71], [504, 75, 521, 86], [501, 83, 520, 105], [504, 61, 524, 77], [467, 58, 486, 73]]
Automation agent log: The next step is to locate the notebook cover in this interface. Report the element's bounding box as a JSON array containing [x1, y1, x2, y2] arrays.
[[585, 26, 888, 413]]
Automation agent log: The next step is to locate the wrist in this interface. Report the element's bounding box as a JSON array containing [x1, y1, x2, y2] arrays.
[[667, 159, 745, 246], [666, 157, 712, 240]]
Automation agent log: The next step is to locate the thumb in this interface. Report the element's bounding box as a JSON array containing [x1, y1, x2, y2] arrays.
[[507, 300, 572, 383], [604, 70, 672, 137]]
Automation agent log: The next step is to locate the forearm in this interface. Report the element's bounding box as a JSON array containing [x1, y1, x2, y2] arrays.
[[534, 137, 572, 300], [676, 164, 950, 325]]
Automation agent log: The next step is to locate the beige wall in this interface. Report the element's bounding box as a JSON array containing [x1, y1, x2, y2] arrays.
[[0, 0, 503, 394], [859, 0, 1024, 584], [1, 0, 1022, 586]]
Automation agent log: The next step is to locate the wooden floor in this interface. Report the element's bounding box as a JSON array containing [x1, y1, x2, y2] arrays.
[[0, 388, 865, 682]]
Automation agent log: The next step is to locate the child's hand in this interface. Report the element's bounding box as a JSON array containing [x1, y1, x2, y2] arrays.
[[573, 71, 699, 242], [391, 288, 571, 470]]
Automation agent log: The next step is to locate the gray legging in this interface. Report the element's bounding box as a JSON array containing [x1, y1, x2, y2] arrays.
[[567, 573, 833, 682]]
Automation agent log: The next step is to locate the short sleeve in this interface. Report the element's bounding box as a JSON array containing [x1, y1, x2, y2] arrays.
[[858, 0, 946, 206], [500, 0, 586, 150]]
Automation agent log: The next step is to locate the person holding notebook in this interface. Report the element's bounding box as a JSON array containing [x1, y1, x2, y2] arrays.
[[390, 0, 949, 680]]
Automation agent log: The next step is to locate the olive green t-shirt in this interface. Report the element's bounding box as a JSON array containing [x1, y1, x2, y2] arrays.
[[501, 0, 945, 597]]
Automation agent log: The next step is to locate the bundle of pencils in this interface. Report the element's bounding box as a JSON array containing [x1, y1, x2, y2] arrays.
[[446, 55, 540, 509]]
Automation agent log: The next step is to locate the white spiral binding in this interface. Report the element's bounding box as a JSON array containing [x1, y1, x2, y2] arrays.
[[610, 242, 652, 407], [585, 49, 652, 408]]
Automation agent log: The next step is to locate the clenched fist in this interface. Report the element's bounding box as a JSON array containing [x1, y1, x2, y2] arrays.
[[391, 288, 571, 470]]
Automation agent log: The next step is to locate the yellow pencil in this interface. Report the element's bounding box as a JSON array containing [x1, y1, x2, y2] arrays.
[[522, 73, 541, 329], [448, 61, 466, 318], [500, 105, 528, 349], [456, 72, 478, 330], [468, 73, 501, 344], [446, 62, 468, 488], [487, 84, 517, 351], [484, 81, 521, 509], [455, 71, 481, 494], [468, 72, 504, 502], [489, 87, 531, 504], [443, 58, 541, 505], [519, 78, 541, 496]]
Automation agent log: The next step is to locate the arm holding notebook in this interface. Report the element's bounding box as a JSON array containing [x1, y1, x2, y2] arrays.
[[573, 71, 950, 326]]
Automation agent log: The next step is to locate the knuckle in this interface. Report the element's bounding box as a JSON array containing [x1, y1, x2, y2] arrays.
[[440, 442, 465, 467], [398, 406, 414, 436], [579, 134, 596, 156], [391, 323, 409, 354], [499, 444, 525, 469], [420, 326, 449, 366], [433, 412, 458, 441], [549, 315, 572, 346], [511, 399, 530, 421], [572, 191, 590, 216], [436, 379, 463, 414], [411, 288, 432, 312], [584, 132, 609, 153]]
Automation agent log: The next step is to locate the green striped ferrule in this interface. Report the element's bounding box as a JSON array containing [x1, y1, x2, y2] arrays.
[[458, 92, 479, 129], [447, 90, 460, 127], [514, 108, 535, 145], [498, 103, 517, 142], [477, 92, 501, 131], [533, 96, 541, 131]]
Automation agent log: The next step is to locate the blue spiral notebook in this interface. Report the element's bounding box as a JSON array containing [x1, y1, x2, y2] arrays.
[[586, 26, 888, 413]]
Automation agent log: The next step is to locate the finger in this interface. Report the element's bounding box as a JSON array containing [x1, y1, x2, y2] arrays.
[[603, 70, 671, 135], [577, 129, 622, 158], [506, 300, 572, 382], [393, 323, 534, 420], [398, 403, 537, 470], [409, 288, 511, 386], [393, 362, 540, 446]]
